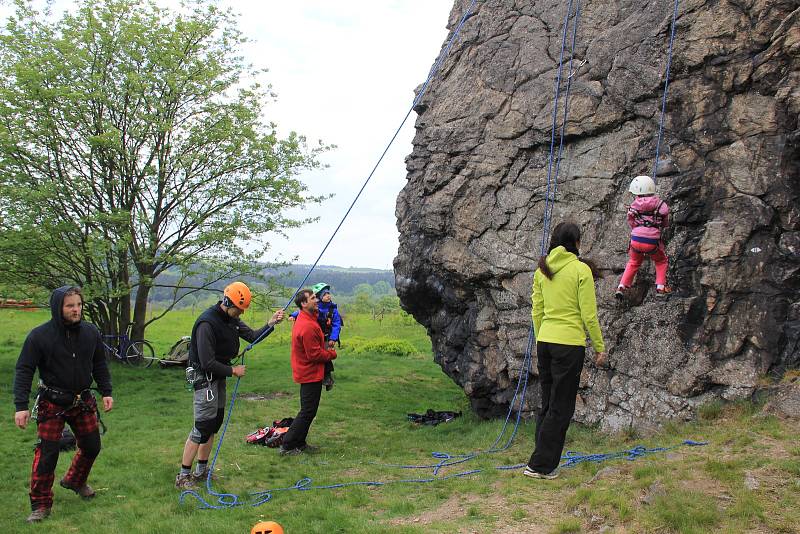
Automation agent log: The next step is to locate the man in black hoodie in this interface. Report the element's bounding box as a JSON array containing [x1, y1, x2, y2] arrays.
[[13, 286, 113, 523]]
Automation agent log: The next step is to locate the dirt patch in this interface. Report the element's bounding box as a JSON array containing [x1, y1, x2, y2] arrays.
[[387, 494, 470, 526], [679, 474, 727, 497], [239, 391, 291, 401]]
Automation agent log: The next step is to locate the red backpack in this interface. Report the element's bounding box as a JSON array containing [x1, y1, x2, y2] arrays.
[[245, 418, 294, 448]]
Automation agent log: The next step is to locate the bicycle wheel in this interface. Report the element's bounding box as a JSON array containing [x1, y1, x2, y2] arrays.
[[126, 340, 156, 368]]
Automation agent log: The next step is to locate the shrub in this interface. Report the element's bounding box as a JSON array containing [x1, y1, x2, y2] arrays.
[[344, 336, 417, 357]]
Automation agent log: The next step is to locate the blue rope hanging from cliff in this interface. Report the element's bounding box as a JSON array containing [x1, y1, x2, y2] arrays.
[[540, 0, 582, 255], [652, 0, 681, 181], [180, 0, 479, 510]]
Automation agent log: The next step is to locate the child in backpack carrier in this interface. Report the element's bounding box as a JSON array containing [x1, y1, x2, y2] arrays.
[[615, 175, 672, 299], [289, 283, 342, 390]]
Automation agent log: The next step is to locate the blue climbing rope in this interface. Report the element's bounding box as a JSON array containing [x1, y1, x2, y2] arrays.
[[494, 439, 708, 471], [652, 0, 680, 181], [540, 0, 577, 256], [543, 0, 584, 243]]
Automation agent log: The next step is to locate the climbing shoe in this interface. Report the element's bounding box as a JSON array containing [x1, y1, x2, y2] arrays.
[[655, 286, 673, 297], [174, 473, 196, 489], [522, 467, 559, 480], [614, 287, 626, 300], [26, 508, 51, 523], [60, 479, 95, 499]]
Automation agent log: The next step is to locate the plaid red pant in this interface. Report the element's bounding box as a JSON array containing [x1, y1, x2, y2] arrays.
[[30, 397, 100, 510]]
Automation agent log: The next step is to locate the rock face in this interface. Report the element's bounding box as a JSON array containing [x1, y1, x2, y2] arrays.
[[395, 0, 800, 430]]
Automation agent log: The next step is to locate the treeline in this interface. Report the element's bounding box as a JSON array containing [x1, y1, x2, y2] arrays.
[[145, 264, 395, 306], [262, 265, 395, 295]]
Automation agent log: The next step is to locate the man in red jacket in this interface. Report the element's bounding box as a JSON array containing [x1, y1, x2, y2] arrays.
[[279, 288, 337, 455]]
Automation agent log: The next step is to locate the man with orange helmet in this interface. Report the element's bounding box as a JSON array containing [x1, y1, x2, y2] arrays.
[[175, 282, 284, 488]]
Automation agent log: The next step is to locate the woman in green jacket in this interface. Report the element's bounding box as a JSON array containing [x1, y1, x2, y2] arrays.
[[524, 222, 606, 480]]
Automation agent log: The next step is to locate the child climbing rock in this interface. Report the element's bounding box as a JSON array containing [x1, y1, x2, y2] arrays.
[[615, 175, 671, 298]]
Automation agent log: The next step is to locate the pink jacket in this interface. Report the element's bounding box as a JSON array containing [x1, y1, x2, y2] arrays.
[[627, 195, 669, 241]]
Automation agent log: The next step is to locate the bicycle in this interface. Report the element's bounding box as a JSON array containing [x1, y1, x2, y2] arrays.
[[102, 322, 156, 368]]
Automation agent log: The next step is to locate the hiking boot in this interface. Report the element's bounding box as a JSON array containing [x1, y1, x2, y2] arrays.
[[522, 467, 559, 480], [279, 446, 302, 456], [655, 286, 673, 297], [192, 470, 219, 482], [614, 286, 626, 300], [300, 444, 320, 454], [26, 508, 50, 523], [322, 373, 334, 391], [174, 473, 196, 489], [60, 479, 96, 499]]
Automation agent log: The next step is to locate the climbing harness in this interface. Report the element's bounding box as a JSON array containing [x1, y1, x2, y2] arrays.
[[629, 201, 666, 229], [33, 384, 107, 435]]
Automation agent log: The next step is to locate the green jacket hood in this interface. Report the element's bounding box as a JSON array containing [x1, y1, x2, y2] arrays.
[[544, 246, 577, 275]]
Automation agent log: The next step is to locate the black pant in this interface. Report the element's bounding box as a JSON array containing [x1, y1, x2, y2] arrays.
[[527, 342, 585, 473], [282, 382, 323, 450]]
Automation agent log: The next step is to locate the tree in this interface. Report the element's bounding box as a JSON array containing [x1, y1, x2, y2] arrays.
[[0, 0, 327, 337], [372, 280, 392, 296], [352, 283, 374, 298]]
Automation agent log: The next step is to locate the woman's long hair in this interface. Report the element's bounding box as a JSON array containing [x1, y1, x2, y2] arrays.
[[537, 222, 601, 279]]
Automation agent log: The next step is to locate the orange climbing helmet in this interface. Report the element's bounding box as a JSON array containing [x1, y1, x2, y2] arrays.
[[223, 282, 252, 310], [251, 521, 283, 534]]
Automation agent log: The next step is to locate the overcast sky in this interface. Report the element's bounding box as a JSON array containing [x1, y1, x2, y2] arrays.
[[239, 2, 455, 270], [1, 0, 456, 270]]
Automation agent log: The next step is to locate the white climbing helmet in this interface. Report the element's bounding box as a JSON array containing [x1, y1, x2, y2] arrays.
[[629, 175, 656, 195]]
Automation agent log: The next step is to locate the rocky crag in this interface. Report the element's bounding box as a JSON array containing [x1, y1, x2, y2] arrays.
[[395, 0, 800, 429]]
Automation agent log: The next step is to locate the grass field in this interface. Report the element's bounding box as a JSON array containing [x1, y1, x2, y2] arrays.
[[1, 308, 798, 533]]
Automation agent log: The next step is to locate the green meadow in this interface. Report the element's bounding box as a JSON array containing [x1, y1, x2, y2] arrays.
[[1, 308, 798, 533]]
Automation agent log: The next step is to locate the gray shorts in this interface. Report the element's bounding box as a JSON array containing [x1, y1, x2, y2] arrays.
[[188, 379, 226, 443]]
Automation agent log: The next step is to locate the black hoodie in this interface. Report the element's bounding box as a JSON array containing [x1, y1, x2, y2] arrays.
[[13, 286, 112, 411]]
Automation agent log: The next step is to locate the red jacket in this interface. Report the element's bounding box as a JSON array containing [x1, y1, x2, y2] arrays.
[[291, 309, 337, 383]]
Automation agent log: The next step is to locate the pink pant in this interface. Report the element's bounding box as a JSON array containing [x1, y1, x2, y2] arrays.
[[620, 241, 668, 287]]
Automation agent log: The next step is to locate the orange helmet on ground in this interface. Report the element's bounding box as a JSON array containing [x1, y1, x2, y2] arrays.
[[223, 282, 251, 310], [251, 521, 284, 534]]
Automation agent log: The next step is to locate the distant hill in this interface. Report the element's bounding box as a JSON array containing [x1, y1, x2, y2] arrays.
[[147, 264, 394, 304], [262, 264, 395, 295]]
